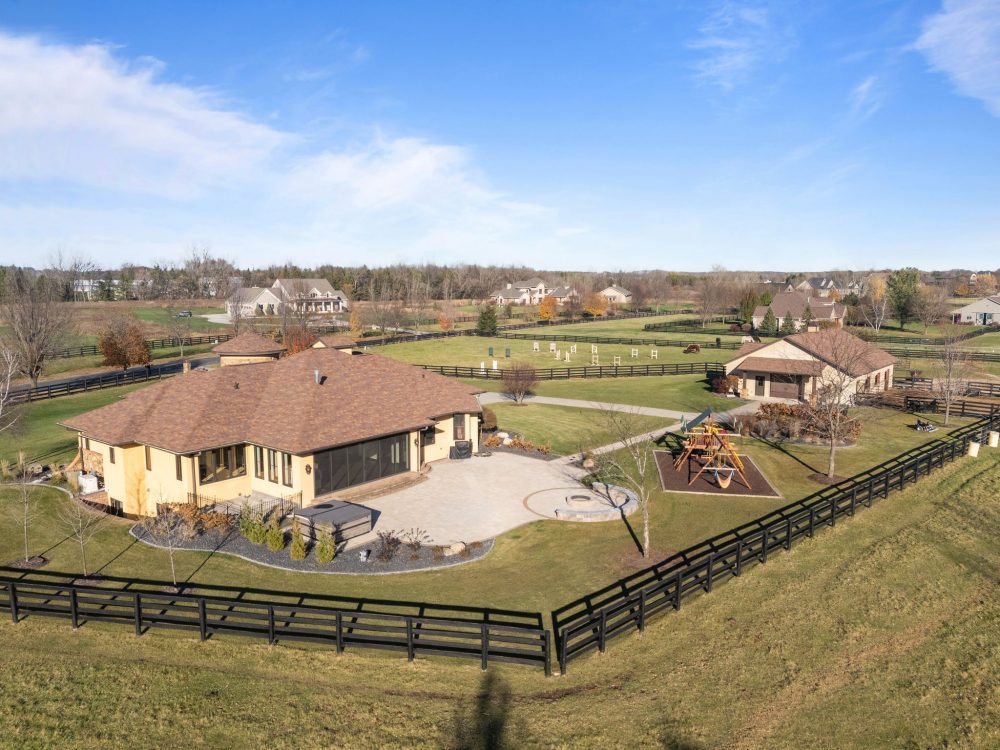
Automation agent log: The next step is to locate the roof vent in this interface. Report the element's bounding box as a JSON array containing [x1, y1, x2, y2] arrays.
[[314, 368, 321, 385], [234, 382, 239, 390]]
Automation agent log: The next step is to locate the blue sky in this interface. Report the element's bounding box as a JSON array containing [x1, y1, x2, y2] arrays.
[[0, 0, 998, 271]]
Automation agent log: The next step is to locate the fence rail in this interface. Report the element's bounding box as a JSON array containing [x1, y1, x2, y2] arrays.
[[550, 414, 1000, 673], [882, 346, 1000, 363], [0, 572, 551, 674], [495, 332, 741, 349], [9, 362, 185, 404], [894, 376, 1000, 398], [419, 362, 725, 381], [54, 333, 235, 359]]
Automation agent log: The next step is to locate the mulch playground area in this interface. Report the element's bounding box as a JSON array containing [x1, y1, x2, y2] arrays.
[[654, 450, 781, 498]]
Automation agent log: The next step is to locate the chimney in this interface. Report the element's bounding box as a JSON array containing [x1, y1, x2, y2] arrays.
[[182, 360, 190, 374], [314, 369, 321, 385]]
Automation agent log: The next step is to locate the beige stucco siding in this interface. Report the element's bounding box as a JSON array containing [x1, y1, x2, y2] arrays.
[[219, 353, 281, 367]]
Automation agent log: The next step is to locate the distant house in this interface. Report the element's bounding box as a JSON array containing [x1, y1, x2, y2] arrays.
[[549, 286, 579, 305], [225, 279, 349, 318], [271, 279, 350, 314], [788, 277, 849, 298], [752, 291, 846, 331], [724, 329, 895, 403], [599, 285, 633, 306], [490, 278, 551, 306], [212, 331, 286, 367], [952, 296, 1000, 325]]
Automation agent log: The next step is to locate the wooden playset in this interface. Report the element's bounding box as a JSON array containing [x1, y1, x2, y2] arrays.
[[673, 411, 750, 490]]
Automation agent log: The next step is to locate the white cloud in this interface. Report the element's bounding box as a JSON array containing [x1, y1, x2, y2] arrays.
[[914, 0, 1000, 116], [849, 74, 884, 120], [0, 30, 576, 267], [689, 2, 789, 90]]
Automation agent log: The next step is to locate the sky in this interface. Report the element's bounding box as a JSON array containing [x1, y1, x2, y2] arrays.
[[0, 0, 998, 272]]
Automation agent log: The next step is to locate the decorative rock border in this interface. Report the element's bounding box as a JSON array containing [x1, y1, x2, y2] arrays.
[[553, 483, 638, 522]]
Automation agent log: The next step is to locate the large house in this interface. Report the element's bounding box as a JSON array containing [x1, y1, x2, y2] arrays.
[[599, 285, 633, 306], [951, 296, 1000, 326], [752, 291, 846, 331], [490, 278, 578, 306], [724, 329, 895, 403], [226, 279, 350, 318], [62, 346, 482, 517]]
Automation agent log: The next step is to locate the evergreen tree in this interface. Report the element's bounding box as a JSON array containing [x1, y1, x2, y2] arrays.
[[801, 304, 814, 329], [739, 288, 759, 322], [477, 305, 498, 335], [759, 307, 777, 336], [779, 311, 797, 335]]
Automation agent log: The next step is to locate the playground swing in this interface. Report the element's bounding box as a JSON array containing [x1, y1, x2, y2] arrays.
[[673, 411, 751, 490]]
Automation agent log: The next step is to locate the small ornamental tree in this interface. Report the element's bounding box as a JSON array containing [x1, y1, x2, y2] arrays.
[[779, 311, 797, 335], [289, 518, 307, 560], [265, 515, 285, 551], [801, 304, 814, 329], [59, 498, 105, 577], [314, 528, 336, 564], [141, 510, 187, 588], [98, 317, 150, 370], [583, 293, 608, 317], [759, 308, 777, 336], [349, 308, 364, 338], [437, 311, 454, 331], [283, 325, 316, 354], [477, 306, 498, 336], [502, 362, 538, 404], [538, 295, 558, 321]]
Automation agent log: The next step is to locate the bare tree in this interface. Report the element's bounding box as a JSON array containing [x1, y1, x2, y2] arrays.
[[11, 453, 40, 565], [696, 266, 734, 326], [860, 276, 890, 332], [141, 510, 189, 589], [593, 408, 659, 558], [0, 268, 74, 387], [913, 285, 950, 334], [0, 347, 19, 435], [59, 497, 105, 577], [934, 325, 974, 426], [501, 362, 538, 404], [226, 280, 246, 335]]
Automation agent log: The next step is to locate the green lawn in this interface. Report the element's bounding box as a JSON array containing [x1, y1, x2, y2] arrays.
[[374, 335, 728, 369], [2, 437, 998, 747], [131, 305, 228, 332], [0, 384, 150, 465], [488, 403, 673, 455], [513, 313, 719, 338], [35, 343, 216, 381]]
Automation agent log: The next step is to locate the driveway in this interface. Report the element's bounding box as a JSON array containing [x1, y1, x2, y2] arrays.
[[343, 453, 588, 549]]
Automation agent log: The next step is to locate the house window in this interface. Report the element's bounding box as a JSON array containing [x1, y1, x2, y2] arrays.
[[198, 445, 247, 485], [175, 454, 183, 481], [109, 447, 116, 464], [267, 449, 278, 483], [254, 445, 264, 479], [145, 445, 152, 471], [84, 438, 91, 450], [109, 497, 124, 515], [422, 427, 436, 446], [281, 452, 293, 487], [453, 415, 466, 441]]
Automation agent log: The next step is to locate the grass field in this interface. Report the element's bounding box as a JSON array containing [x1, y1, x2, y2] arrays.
[[0, 384, 150, 465], [374, 335, 727, 370], [487, 403, 673, 455], [30, 343, 216, 382], [1, 435, 997, 747]]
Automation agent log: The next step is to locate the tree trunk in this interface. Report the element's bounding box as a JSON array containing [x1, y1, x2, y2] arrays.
[[23, 511, 29, 561], [641, 498, 650, 558], [944, 401, 951, 427], [169, 550, 177, 587], [827, 441, 837, 478], [80, 541, 88, 577]]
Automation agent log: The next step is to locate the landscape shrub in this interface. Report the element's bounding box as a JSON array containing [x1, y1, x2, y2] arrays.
[[289, 519, 307, 561], [264, 515, 286, 552], [711, 374, 740, 395], [314, 528, 336, 564], [239, 508, 267, 545], [402, 528, 430, 559], [480, 407, 498, 431], [431, 545, 447, 561], [748, 403, 861, 444], [376, 530, 402, 562], [483, 434, 503, 448]]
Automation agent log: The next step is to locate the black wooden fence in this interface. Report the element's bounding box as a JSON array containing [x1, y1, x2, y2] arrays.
[[894, 376, 1000, 398], [419, 362, 726, 381], [0, 570, 551, 674], [496, 332, 742, 349], [54, 333, 236, 359], [550, 414, 1000, 673], [9, 362, 186, 404], [882, 346, 1000, 363]]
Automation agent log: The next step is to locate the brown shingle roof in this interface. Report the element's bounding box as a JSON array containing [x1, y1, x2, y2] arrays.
[[313, 334, 356, 350], [785, 329, 895, 377], [753, 291, 845, 322], [733, 341, 768, 357], [212, 331, 286, 355], [62, 349, 483, 455], [735, 356, 824, 376]]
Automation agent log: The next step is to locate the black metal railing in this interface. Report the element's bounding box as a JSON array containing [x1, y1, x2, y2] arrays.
[[419, 362, 726, 381]]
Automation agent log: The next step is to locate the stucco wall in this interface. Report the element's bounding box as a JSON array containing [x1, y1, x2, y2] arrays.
[[219, 353, 280, 367]]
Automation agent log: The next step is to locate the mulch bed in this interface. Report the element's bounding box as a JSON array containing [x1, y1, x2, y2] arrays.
[[806, 472, 849, 485], [6, 556, 49, 570], [654, 451, 781, 498], [129, 524, 494, 575]]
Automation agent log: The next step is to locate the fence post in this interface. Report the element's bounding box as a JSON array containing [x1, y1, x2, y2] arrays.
[[673, 570, 683, 611], [559, 632, 568, 675], [132, 593, 143, 636], [734, 538, 744, 576], [829, 496, 837, 527], [543, 631, 552, 677], [761, 528, 769, 562], [784, 517, 793, 550], [598, 609, 607, 653], [406, 618, 415, 662], [481, 622, 489, 671], [69, 588, 79, 630], [268, 605, 277, 645], [866, 478, 875, 508], [198, 598, 208, 641], [704, 553, 714, 593], [850, 486, 858, 516], [638, 589, 647, 630], [808, 507, 816, 538], [8, 583, 18, 624]]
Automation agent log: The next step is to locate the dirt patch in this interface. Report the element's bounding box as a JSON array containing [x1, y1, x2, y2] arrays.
[[654, 451, 781, 498], [617, 547, 678, 571], [6, 555, 49, 570]]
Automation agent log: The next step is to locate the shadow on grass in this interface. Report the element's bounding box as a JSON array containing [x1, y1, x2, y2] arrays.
[[450, 672, 528, 750]]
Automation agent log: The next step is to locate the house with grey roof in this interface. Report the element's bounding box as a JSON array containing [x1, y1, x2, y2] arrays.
[[752, 291, 845, 332], [599, 285, 633, 306]]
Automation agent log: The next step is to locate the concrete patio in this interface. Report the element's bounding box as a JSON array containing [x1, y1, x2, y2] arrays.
[[341, 452, 589, 549]]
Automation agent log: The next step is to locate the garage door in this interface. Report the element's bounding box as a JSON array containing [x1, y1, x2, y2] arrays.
[[770, 375, 799, 399]]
